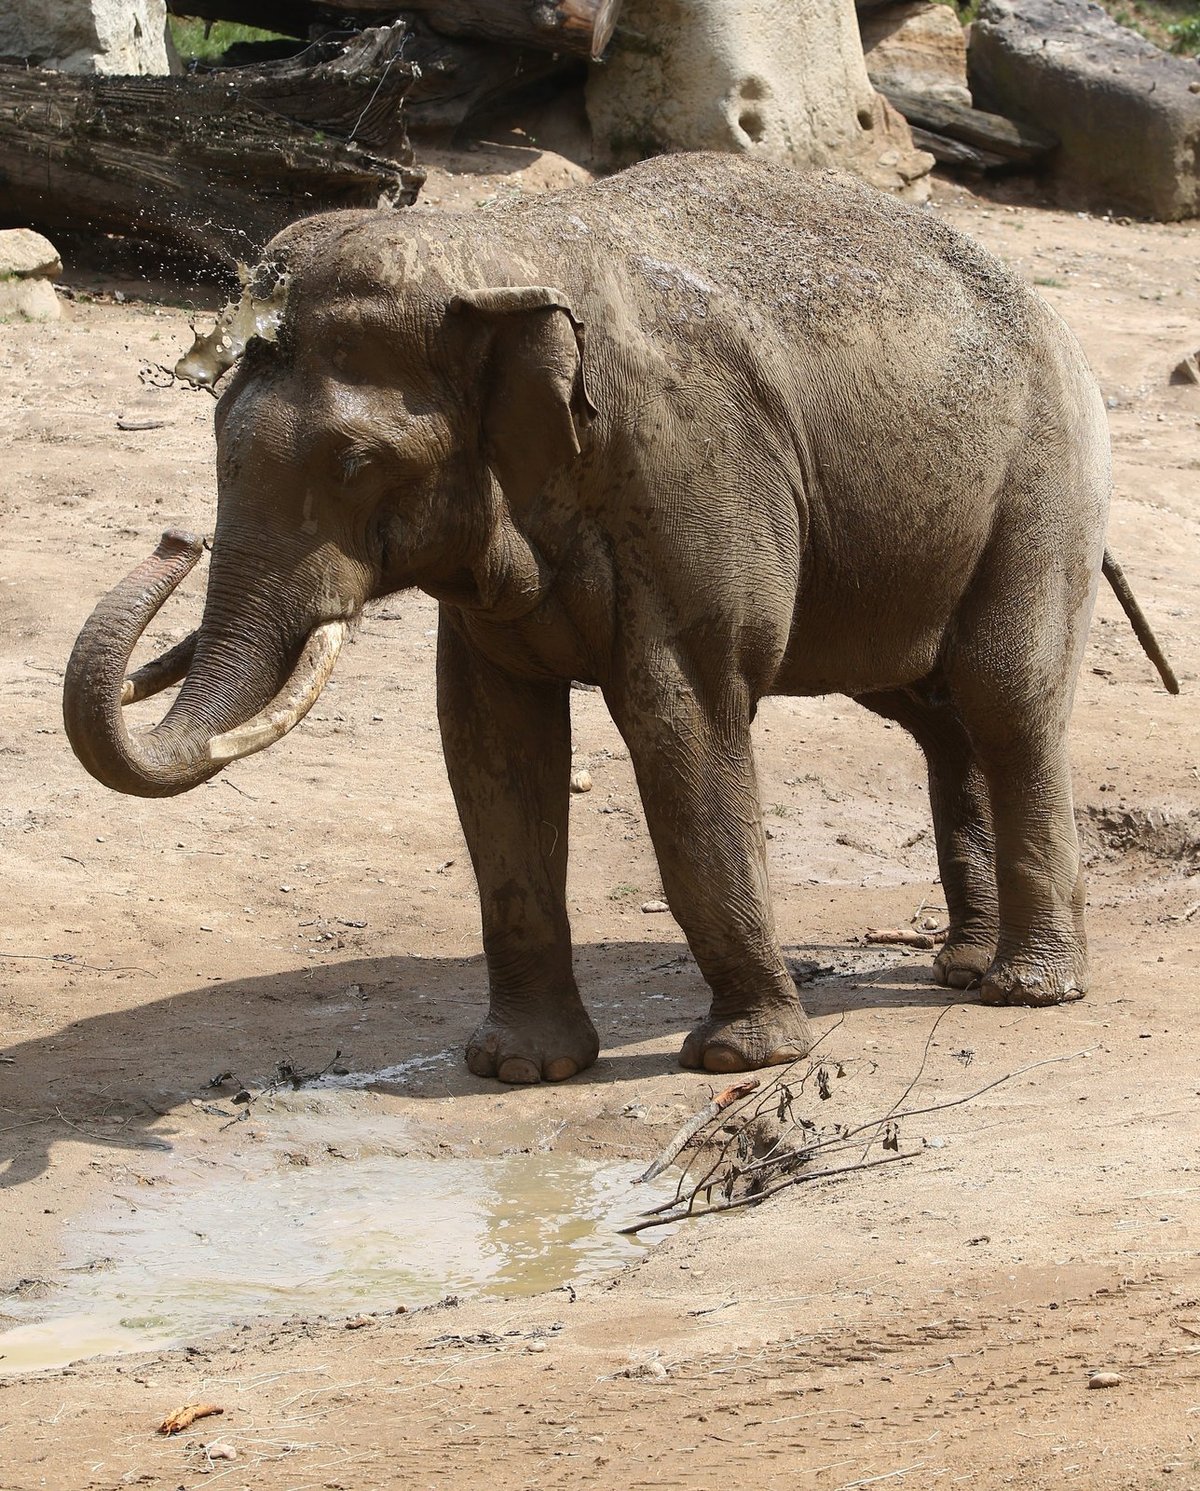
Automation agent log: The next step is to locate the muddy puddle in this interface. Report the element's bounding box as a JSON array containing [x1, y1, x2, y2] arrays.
[[0, 1085, 671, 1376]]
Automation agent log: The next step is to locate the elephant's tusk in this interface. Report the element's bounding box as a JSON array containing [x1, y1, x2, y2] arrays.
[[121, 629, 200, 705], [206, 620, 348, 767]]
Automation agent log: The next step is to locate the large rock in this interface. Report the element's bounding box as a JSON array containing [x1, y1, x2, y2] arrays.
[[587, 0, 933, 198], [0, 229, 62, 321], [0, 0, 176, 75], [970, 0, 1200, 221], [859, 1, 971, 107], [0, 229, 62, 281], [0, 278, 60, 321]]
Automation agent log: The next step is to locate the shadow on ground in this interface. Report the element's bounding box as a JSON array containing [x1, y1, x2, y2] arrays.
[[0, 939, 963, 1189]]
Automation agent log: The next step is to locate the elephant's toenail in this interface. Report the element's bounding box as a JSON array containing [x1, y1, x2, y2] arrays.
[[543, 1057, 580, 1082], [497, 1057, 542, 1084], [702, 1044, 748, 1074]]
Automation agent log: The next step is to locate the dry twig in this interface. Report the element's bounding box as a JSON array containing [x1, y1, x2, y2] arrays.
[[622, 1017, 1095, 1234], [636, 1080, 759, 1184]]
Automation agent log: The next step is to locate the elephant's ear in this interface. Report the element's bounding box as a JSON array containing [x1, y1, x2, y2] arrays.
[[449, 286, 597, 508]]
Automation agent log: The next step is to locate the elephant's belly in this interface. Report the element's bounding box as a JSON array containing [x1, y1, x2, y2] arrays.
[[771, 599, 948, 699]]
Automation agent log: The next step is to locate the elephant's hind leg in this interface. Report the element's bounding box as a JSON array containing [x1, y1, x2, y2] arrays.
[[858, 688, 999, 988], [437, 617, 599, 1083], [972, 724, 1088, 1007], [944, 545, 1096, 1007]]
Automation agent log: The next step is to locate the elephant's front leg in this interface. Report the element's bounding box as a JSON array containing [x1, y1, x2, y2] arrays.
[[608, 663, 813, 1074], [437, 617, 598, 1083]]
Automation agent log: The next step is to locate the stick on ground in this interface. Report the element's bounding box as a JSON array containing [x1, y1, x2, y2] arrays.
[[636, 1079, 760, 1184]]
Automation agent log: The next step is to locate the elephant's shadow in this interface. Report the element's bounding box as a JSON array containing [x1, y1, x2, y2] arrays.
[[0, 940, 959, 1192]]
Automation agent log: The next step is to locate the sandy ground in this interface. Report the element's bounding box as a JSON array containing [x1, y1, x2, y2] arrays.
[[0, 144, 1197, 1490]]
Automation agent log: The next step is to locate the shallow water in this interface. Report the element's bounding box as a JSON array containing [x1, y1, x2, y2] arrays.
[[0, 1092, 668, 1375]]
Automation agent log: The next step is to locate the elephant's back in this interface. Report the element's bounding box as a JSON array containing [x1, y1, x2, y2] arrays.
[[500, 153, 1037, 354]]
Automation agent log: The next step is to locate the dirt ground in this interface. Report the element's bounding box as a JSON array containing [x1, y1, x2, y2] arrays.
[[1, 142, 1198, 1491]]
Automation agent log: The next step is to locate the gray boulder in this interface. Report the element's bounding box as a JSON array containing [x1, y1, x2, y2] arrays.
[[970, 0, 1200, 221], [0, 0, 176, 75]]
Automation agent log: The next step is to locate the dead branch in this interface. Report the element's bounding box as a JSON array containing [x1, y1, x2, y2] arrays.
[[864, 927, 948, 949], [168, 0, 624, 60], [636, 1079, 759, 1184], [620, 1151, 919, 1234], [626, 1033, 1096, 1233], [159, 1402, 224, 1435]]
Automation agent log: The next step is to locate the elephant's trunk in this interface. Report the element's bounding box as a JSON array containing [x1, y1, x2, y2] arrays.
[[63, 529, 346, 798]]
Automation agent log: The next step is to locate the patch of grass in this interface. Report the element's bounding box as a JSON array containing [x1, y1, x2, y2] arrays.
[[1167, 15, 1200, 52], [608, 883, 638, 900], [1096, 0, 1200, 53], [168, 17, 290, 63]]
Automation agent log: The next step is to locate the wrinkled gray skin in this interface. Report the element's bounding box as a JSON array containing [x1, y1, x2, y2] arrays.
[[65, 154, 1116, 1083]]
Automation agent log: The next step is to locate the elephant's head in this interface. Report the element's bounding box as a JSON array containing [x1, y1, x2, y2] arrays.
[[63, 218, 596, 797]]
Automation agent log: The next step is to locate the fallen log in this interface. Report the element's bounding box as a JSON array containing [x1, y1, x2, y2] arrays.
[[217, 22, 421, 154], [167, 0, 623, 59], [173, 13, 580, 135], [877, 81, 1057, 165], [909, 125, 1009, 173], [0, 47, 423, 277]]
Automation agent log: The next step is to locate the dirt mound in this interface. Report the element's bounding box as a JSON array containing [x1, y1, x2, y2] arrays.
[[1079, 803, 1200, 871]]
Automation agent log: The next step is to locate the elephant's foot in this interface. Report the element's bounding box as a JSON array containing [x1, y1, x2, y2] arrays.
[[680, 1000, 813, 1074], [933, 939, 994, 991], [979, 953, 1087, 1008], [466, 1000, 600, 1084]]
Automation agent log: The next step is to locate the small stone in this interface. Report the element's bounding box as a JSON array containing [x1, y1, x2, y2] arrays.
[[205, 1442, 237, 1461], [641, 899, 670, 914], [1088, 1370, 1122, 1389], [570, 769, 593, 793], [527, 1339, 547, 1353], [1169, 353, 1200, 386]]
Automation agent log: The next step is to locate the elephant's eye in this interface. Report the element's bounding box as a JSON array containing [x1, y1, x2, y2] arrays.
[[341, 444, 373, 482]]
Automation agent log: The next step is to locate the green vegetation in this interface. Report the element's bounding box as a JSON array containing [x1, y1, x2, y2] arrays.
[[1166, 14, 1200, 52], [1100, 0, 1200, 53], [933, 0, 981, 22], [935, 0, 1198, 50], [168, 18, 290, 63]]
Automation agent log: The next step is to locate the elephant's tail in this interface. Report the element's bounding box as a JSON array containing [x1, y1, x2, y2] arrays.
[[1102, 549, 1180, 695]]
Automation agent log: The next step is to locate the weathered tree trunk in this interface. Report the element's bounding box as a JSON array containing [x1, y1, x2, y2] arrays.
[[0, 49, 424, 278], [169, 14, 579, 136], [877, 81, 1058, 166], [167, 0, 623, 58], [213, 22, 419, 153], [587, 0, 934, 198]]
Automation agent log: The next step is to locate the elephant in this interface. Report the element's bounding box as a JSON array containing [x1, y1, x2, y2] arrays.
[[63, 153, 1178, 1084]]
